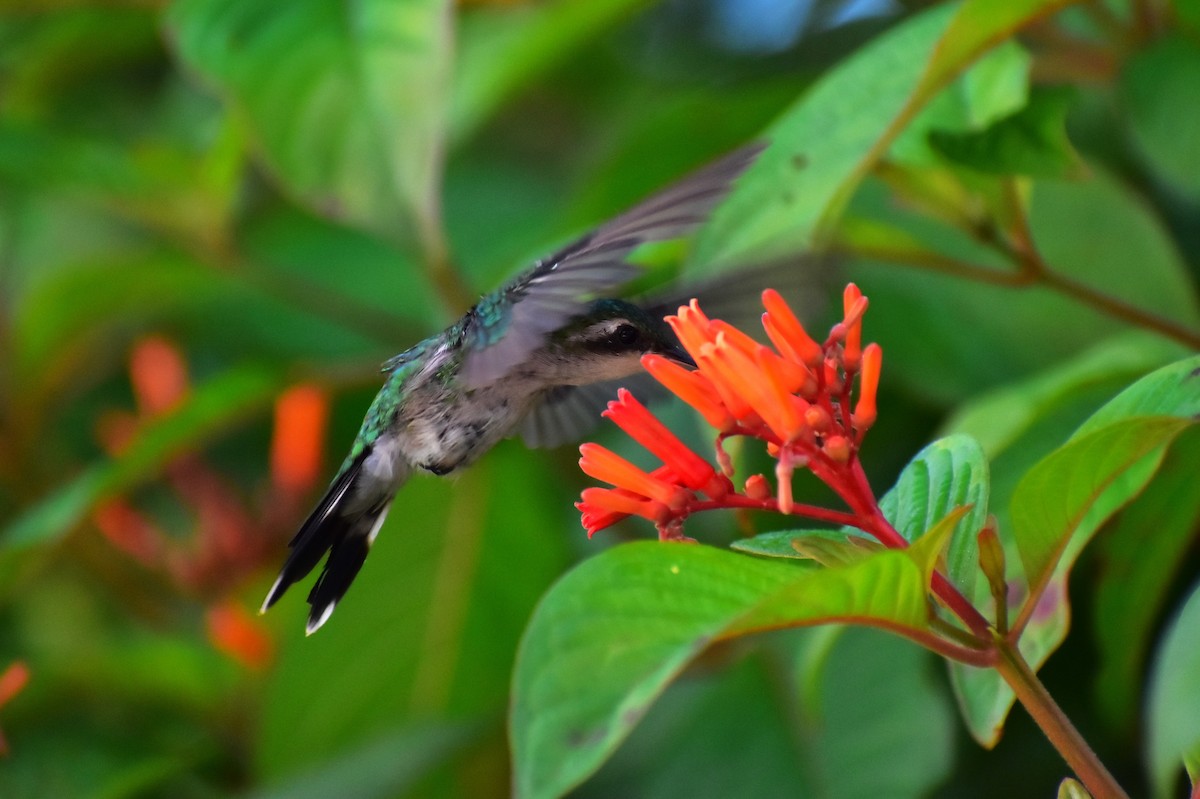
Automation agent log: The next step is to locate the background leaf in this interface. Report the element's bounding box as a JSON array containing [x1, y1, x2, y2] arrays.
[[1146, 578, 1200, 798], [166, 0, 453, 248], [510, 526, 952, 799]]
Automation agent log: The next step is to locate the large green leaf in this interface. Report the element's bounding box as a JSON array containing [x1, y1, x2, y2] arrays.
[[952, 355, 1200, 746], [1146, 579, 1200, 798], [1092, 430, 1200, 732], [889, 38, 1031, 167], [1, 365, 285, 550], [166, 0, 452, 248], [1013, 356, 1200, 594], [929, 86, 1084, 178], [944, 333, 1185, 460], [694, 0, 1078, 266], [450, 0, 653, 142], [510, 524, 953, 799], [877, 434, 990, 601], [577, 628, 955, 799], [1120, 35, 1200, 200]]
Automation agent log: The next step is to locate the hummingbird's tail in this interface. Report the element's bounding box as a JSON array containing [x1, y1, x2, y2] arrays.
[[260, 450, 393, 634]]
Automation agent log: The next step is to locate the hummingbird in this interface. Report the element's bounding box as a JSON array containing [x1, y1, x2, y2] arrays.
[[260, 145, 762, 634]]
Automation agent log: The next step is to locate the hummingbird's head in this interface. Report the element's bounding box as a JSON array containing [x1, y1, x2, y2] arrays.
[[547, 299, 694, 386]]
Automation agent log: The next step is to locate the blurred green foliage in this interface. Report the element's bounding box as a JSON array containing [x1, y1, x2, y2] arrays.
[[1, 0, 1199, 797]]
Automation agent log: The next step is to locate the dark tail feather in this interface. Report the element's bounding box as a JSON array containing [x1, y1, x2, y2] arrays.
[[261, 449, 388, 633], [303, 499, 390, 633]]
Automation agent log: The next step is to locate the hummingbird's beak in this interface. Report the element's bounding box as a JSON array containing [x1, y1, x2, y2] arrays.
[[661, 340, 697, 369]]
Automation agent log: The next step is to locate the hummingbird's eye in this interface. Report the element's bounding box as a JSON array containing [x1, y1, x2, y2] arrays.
[[615, 323, 640, 347]]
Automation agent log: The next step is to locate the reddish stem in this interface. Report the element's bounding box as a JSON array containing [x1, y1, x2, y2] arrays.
[[690, 496, 862, 528]]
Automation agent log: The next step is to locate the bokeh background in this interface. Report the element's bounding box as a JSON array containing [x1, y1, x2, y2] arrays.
[[2, 0, 1199, 797]]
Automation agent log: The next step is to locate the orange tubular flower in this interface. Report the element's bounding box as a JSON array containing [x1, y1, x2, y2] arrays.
[[841, 284, 867, 371], [762, 288, 822, 367], [578, 487, 671, 535], [642, 354, 735, 432], [603, 390, 729, 497], [853, 343, 882, 433], [578, 443, 687, 510]]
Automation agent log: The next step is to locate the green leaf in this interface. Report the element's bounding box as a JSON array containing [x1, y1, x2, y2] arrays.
[[510, 531, 952, 799], [1011, 416, 1190, 595], [730, 528, 876, 562], [878, 434, 990, 602], [944, 332, 1185, 460], [694, 0, 1077, 265], [803, 628, 957, 799], [1120, 34, 1200, 200], [9, 254, 393, 411], [578, 653, 814, 798], [952, 356, 1200, 746], [582, 628, 956, 799], [1, 365, 284, 550], [250, 723, 476, 799], [450, 0, 652, 142], [890, 39, 1031, 167], [1092, 430, 1200, 731], [1013, 354, 1200, 602], [166, 0, 452, 247], [1147, 578, 1200, 798], [929, 86, 1084, 177]]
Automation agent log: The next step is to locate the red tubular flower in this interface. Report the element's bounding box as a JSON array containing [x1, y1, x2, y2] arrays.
[[853, 343, 882, 433], [841, 284, 865, 371], [578, 283, 885, 543], [603, 389, 728, 497], [642, 354, 735, 432], [577, 487, 670, 534], [578, 443, 687, 510], [762, 288, 823, 367]]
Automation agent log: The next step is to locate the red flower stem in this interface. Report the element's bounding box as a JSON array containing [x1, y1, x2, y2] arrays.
[[993, 635, 1130, 799], [689, 496, 862, 528], [843, 459, 993, 640], [838, 379, 854, 439]]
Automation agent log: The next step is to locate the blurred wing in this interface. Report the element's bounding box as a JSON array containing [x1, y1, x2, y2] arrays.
[[459, 144, 764, 387], [517, 255, 836, 448], [642, 254, 836, 331], [518, 381, 633, 449]]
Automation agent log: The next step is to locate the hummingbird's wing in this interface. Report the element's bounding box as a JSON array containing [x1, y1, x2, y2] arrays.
[[458, 144, 764, 388], [517, 256, 836, 448]]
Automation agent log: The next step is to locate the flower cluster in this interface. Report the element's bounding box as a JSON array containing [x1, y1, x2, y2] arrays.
[[576, 284, 882, 540]]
